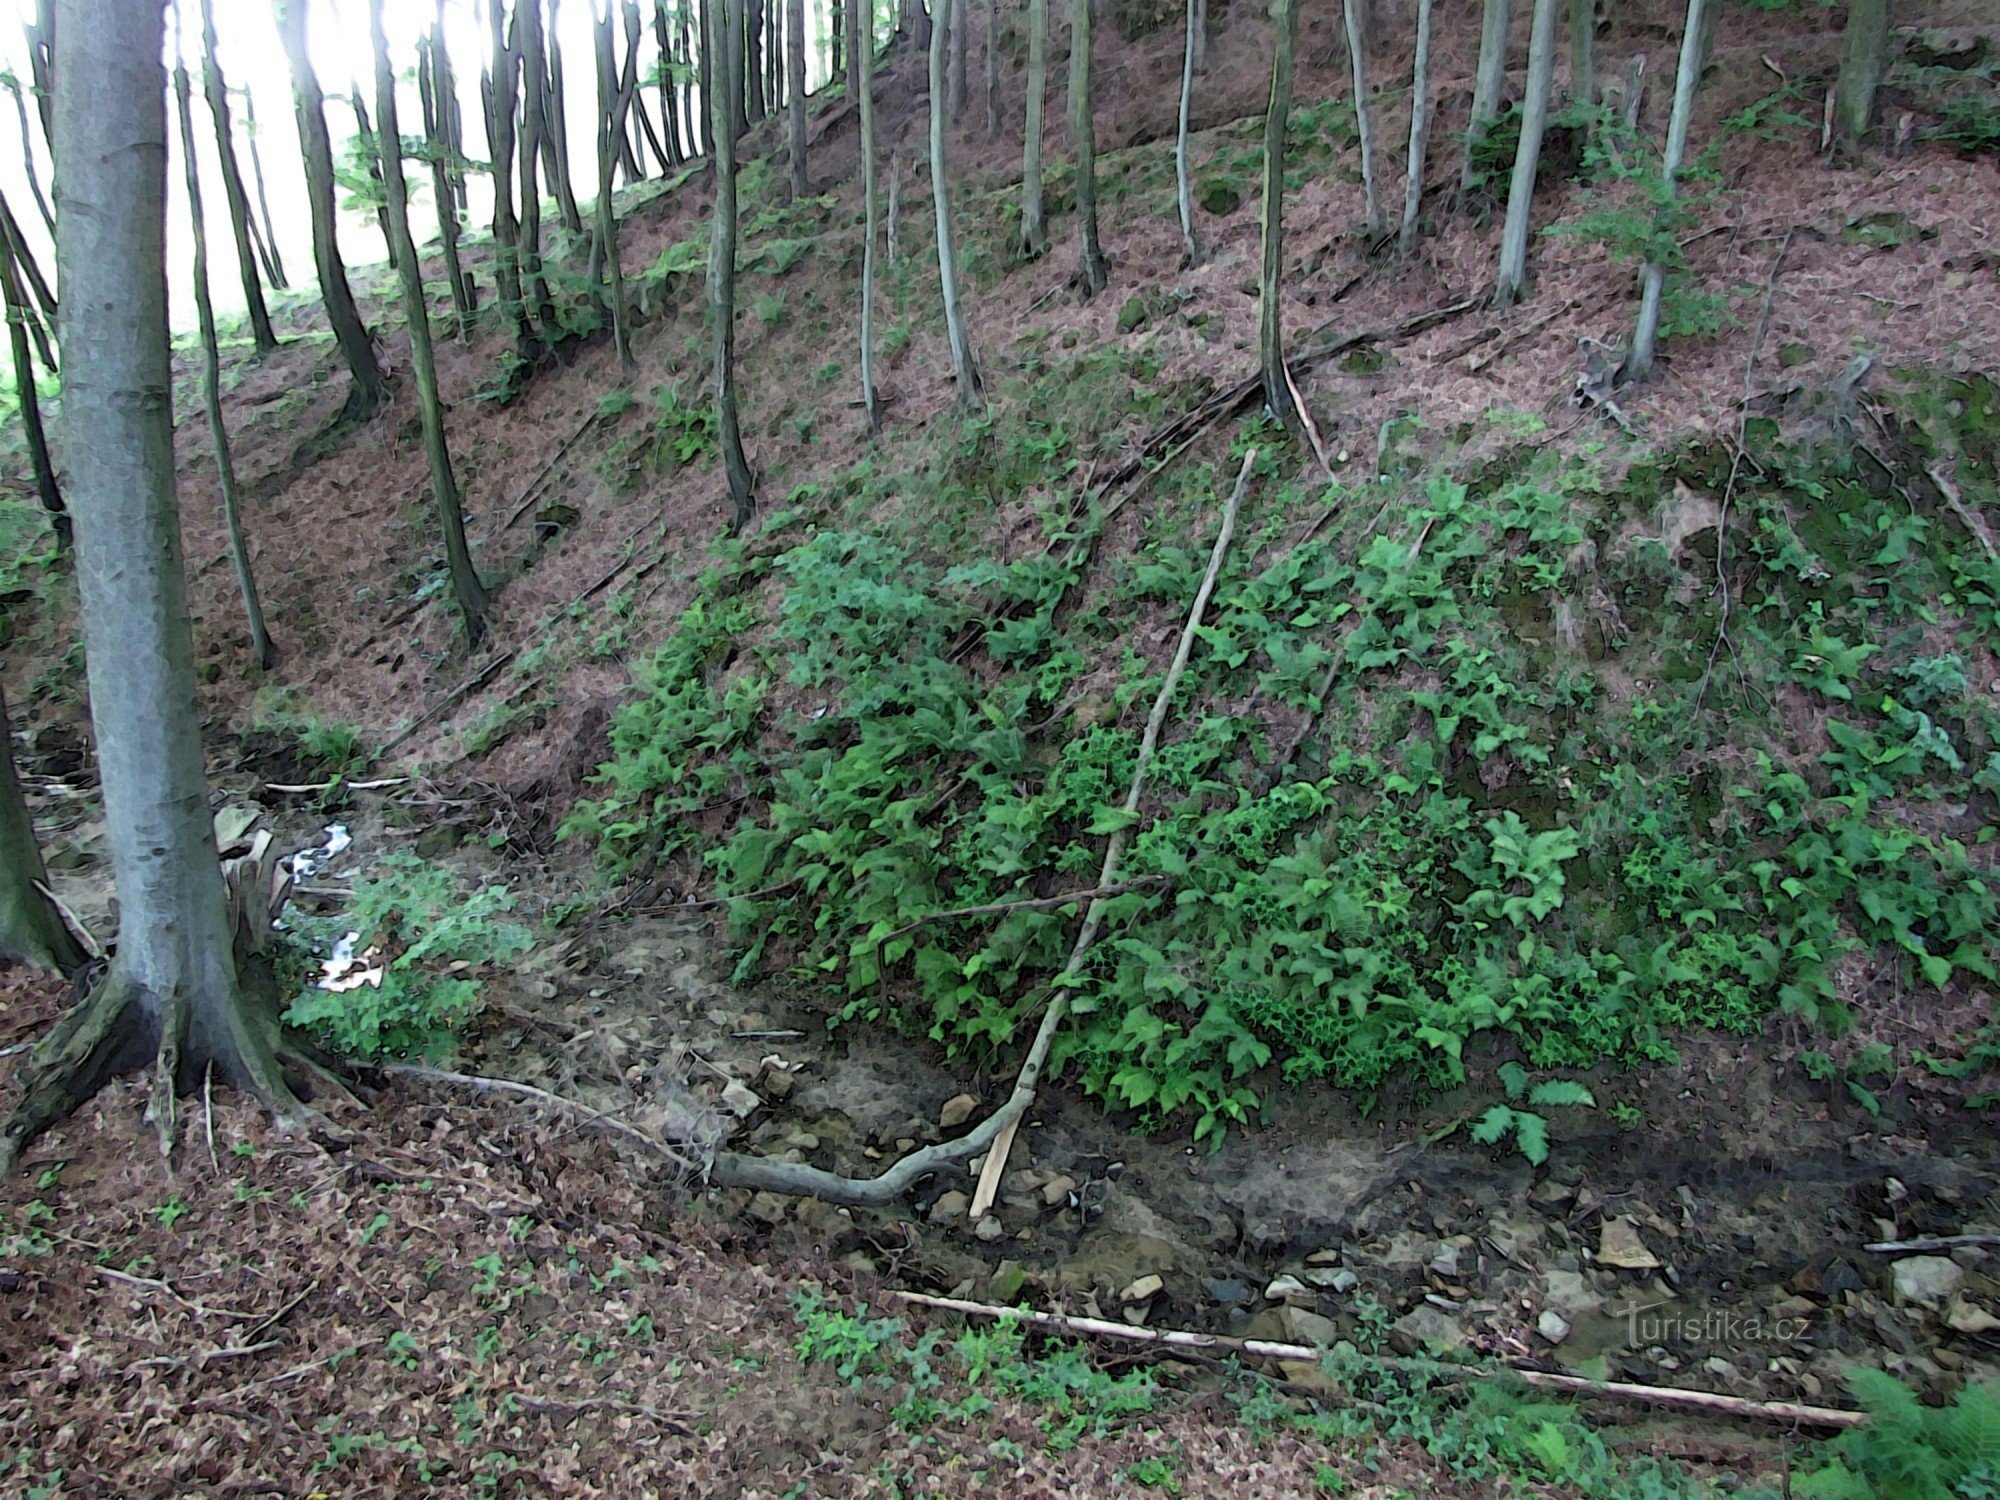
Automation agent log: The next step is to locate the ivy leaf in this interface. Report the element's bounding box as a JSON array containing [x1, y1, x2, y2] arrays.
[[1469, 1105, 1516, 1147]]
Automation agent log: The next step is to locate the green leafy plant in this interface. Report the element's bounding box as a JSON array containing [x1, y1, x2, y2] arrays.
[[1468, 1063, 1596, 1165], [1797, 1370, 2000, 1498]]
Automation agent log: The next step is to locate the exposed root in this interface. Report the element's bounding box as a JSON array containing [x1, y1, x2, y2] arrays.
[[0, 968, 152, 1177]]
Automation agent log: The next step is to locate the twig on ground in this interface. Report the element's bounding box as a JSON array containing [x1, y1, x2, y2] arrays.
[[125, 1340, 283, 1373], [95, 1265, 262, 1321], [1864, 1233, 2000, 1254], [1925, 465, 1999, 561], [379, 652, 518, 756], [264, 777, 411, 794], [504, 408, 602, 528], [380, 1063, 703, 1176]]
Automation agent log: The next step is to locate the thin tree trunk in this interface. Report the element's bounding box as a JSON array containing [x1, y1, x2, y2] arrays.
[[0, 686, 83, 973], [518, 0, 561, 329], [655, 2, 682, 160], [852, 0, 882, 433], [1191, 0, 1205, 72], [1399, 0, 1434, 257], [173, 44, 275, 671], [421, 25, 479, 339], [1345, 0, 1382, 236], [931, 0, 984, 405], [485, 0, 538, 356], [1019, 0, 1048, 256], [746, 0, 767, 123], [698, 0, 717, 151], [236, 86, 290, 289], [347, 89, 401, 273], [709, 0, 756, 530], [25, 0, 53, 141], [1259, 0, 1302, 433], [623, 1, 668, 174], [767, 0, 783, 112], [984, 0, 998, 136], [612, 2, 646, 180], [1834, 0, 1888, 146], [277, 0, 387, 421], [594, 0, 636, 374], [1570, 0, 1595, 110], [546, 1, 587, 231], [1175, 0, 1199, 265], [0, 197, 56, 372], [949, 0, 967, 117], [0, 234, 66, 549], [370, 0, 490, 644], [1070, 0, 1107, 297], [195, 0, 278, 352], [830, 0, 845, 86], [887, 157, 901, 260], [1493, 0, 1560, 307], [1, 75, 55, 239], [787, 0, 808, 194], [5, 0, 321, 1179], [1627, 0, 1705, 379], [1461, 0, 1511, 191]]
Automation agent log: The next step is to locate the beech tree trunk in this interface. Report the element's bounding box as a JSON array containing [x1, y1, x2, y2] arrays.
[[1627, 0, 1705, 379], [485, 0, 539, 356], [518, 0, 561, 329], [1345, 0, 1383, 235], [622, 1, 668, 174], [545, 2, 587, 232], [371, 0, 490, 644], [4, 0, 325, 1178], [1461, 0, 1511, 191], [1570, 0, 1595, 111], [346, 89, 401, 273], [853, 0, 882, 434], [0, 195, 56, 373], [1259, 0, 1301, 433], [655, 2, 682, 161], [420, 25, 480, 338], [1070, 0, 1107, 297], [698, 0, 716, 152], [1, 74, 56, 240], [787, 0, 808, 194], [949, 0, 967, 116], [1175, 0, 1199, 265], [1493, 0, 1560, 307], [931, 0, 984, 406], [1399, 0, 1434, 257], [173, 46, 275, 671], [746, 0, 767, 122], [277, 0, 387, 421], [1834, 0, 1889, 145], [1019, 0, 1048, 256], [593, 0, 636, 374], [0, 686, 82, 974], [0, 234, 66, 549], [709, 0, 757, 530], [195, 0, 277, 352], [984, 0, 998, 136], [236, 86, 290, 289]]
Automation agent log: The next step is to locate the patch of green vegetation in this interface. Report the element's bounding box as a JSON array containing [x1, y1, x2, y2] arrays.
[[1796, 1370, 2000, 1497]]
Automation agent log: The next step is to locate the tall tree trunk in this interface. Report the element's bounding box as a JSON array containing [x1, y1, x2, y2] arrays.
[[1019, 0, 1048, 257], [1834, 0, 1889, 146], [698, 0, 717, 152], [983, 0, 998, 136], [593, 0, 636, 374], [173, 47, 275, 671], [195, 0, 278, 352], [545, 2, 587, 231], [1191, 0, 1205, 72], [767, 0, 783, 112], [1259, 0, 1301, 434], [852, 0, 881, 434], [1626, 0, 1705, 380], [623, 1, 668, 174], [1493, 0, 1560, 307], [0, 686, 83, 974], [0, 196, 56, 372], [278, 0, 387, 421], [746, 0, 767, 123], [486, 0, 538, 356], [1070, 0, 1107, 297], [236, 86, 290, 289], [5, 0, 324, 1179], [1344, 0, 1382, 236], [1, 75, 56, 239], [1461, 0, 1511, 191], [0, 234, 66, 549], [1398, 0, 1434, 257], [518, 0, 561, 329], [611, 2, 645, 180], [370, 0, 490, 644], [949, 0, 967, 117], [931, 0, 984, 406], [1569, 0, 1594, 111], [347, 88, 402, 273], [655, 1, 681, 160], [830, 0, 845, 85], [1175, 0, 1199, 265], [787, 0, 808, 194], [25, 0, 53, 140], [421, 26, 480, 339], [709, 0, 756, 530]]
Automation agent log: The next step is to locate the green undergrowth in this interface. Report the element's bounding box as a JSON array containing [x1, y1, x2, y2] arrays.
[[568, 380, 2000, 1140]]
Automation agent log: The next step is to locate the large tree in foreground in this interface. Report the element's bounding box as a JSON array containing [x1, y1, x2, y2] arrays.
[[3, 0, 330, 1177]]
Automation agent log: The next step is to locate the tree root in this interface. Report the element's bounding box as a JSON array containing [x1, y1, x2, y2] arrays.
[[0, 968, 152, 1176]]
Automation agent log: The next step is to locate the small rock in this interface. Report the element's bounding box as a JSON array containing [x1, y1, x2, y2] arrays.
[[939, 1093, 979, 1129], [974, 1215, 1007, 1243], [1279, 1358, 1342, 1396], [746, 1192, 789, 1225], [1945, 1296, 2000, 1334], [1429, 1243, 1464, 1279], [1542, 1269, 1601, 1317], [928, 1191, 970, 1225], [990, 1260, 1028, 1303], [1122, 1274, 1165, 1303], [760, 1069, 797, 1101], [1122, 1303, 1151, 1325], [1390, 1305, 1468, 1356], [781, 1130, 820, 1152], [1002, 1169, 1047, 1195], [1891, 1255, 1965, 1304], [839, 1251, 877, 1278], [1304, 1268, 1359, 1293], [720, 1080, 763, 1118], [1305, 1248, 1343, 1266], [1537, 1310, 1572, 1345], [1704, 1356, 1735, 1379], [1282, 1307, 1340, 1347], [1042, 1175, 1078, 1207], [1206, 1279, 1250, 1306], [1597, 1217, 1662, 1271], [1264, 1274, 1312, 1305]]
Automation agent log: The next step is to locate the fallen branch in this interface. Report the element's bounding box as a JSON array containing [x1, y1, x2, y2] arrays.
[[378, 651, 518, 756], [888, 1291, 1868, 1432], [1926, 464, 1999, 562], [380, 1063, 704, 1176], [1864, 1233, 2000, 1254], [503, 408, 602, 529], [710, 453, 1255, 1211], [264, 777, 411, 794]]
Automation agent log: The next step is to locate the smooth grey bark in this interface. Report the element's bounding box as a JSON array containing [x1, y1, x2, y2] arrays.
[[1019, 0, 1048, 256], [1191, 0, 1206, 72], [1175, 0, 1199, 265], [173, 47, 274, 670], [371, 0, 490, 644], [852, 0, 881, 434], [346, 88, 402, 274], [485, 0, 538, 356], [1461, 0, 1511, 191], [0, 686, 82, 973], [1834, 0, 1889, 145], [1493, 0, 1561, 307], [236, 86, 290, 289], [420, 26, 479, 339], [1070, 0, 1107, 296], [1569, 0, 1594, 111], [277, 0, 387, 420], [1344, 0, 1382, 236], [592, 0, 636, 375], [518, 0, 561, 330], [709, 0, 756, 530], [1626, 0, 1706, 380], [787, 0, 808, 194], [984, 0, 998, 136], [195, 0, 277, 353], [622, 1, 668, 175], [1, 73, 55, 239], [0, 233, 65, 548], [0, 194, 55, 372], [654, 1, 682, 161], [931, 0, 984, 407], [746, 0, 767, 122], [1399, 0, 1434, 257], [545, 1, 587, 232], [1259, 0, 1301, 434], [5, 0, 321, 1177], [949, 0, 967, 117]]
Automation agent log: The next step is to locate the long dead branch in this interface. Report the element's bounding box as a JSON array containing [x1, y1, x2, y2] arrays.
[[381, 1063, 704, 1176], [888, 1290, 1869, 1431]]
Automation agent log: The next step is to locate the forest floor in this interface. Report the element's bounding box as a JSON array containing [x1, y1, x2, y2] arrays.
[[3, 0, 2000, 1490]]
